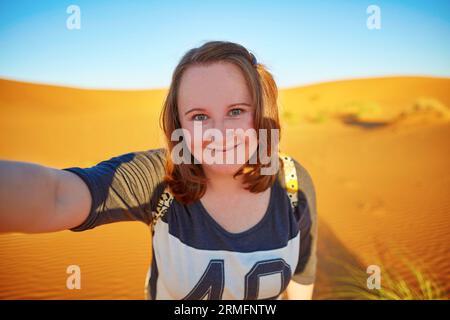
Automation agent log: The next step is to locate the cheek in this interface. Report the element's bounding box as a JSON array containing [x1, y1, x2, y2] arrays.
[[238, 112, 255, 130], [236, 113, 256, 145], [180, 126, 195, 149], [180, 125, 205, 162]]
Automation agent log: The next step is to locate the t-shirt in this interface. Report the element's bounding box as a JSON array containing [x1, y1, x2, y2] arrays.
[[62, 148, 318, 300]]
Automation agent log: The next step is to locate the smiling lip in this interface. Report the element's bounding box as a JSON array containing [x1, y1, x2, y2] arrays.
[[206, 143, 242, 152]]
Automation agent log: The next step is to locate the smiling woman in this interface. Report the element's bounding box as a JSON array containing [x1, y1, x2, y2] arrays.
[[162, 41, 282, 203], [0, 41, 318, 300]]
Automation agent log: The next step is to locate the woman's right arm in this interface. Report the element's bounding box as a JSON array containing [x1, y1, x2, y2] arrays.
[[0, 160, 91, 233], [0, 148, 167, 234]]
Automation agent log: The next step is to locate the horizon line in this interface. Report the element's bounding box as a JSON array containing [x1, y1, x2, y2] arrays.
[[1, 74, 449, 92]]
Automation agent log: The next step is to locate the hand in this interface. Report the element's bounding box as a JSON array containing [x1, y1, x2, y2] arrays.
[[285, 280, 314, 300]]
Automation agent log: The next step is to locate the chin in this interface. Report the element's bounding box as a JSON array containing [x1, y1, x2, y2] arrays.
[[202, 162, 245, 176]]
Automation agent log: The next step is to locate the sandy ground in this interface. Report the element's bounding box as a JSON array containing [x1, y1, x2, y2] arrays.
[[0, 77, 449, 299]]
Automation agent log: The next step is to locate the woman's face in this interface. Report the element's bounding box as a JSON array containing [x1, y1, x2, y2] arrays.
[[177, 61, 258, 176]]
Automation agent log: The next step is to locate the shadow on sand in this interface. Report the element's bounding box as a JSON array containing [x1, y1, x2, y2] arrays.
[[314, 219, 367, 299]]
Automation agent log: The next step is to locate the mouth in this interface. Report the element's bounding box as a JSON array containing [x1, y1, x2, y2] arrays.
[[206, 142, 242, 152]]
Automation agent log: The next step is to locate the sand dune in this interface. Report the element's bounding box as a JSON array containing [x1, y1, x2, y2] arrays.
[[0, 77, 449, 299]]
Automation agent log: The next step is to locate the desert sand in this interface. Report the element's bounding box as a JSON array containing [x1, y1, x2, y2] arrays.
[[0, 77, 449, 299]]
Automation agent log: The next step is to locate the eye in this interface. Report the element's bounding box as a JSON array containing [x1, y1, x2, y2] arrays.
[[229, 108, 244, 117], [192, 114, 208, 121]]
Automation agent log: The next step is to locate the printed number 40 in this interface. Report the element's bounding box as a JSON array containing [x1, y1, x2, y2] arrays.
[[183, 258, 291, 300]]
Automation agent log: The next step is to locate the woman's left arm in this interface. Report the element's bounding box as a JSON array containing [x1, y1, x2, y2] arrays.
[[286, 159, 318, 300], [285, 280, 314, 300]]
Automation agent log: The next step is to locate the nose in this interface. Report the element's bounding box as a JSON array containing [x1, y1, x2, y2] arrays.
[[205, 120, 235, 149]]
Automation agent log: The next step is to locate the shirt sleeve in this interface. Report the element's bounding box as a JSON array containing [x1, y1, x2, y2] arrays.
[[61, 148, 167, 232], [290, 159, 318, 285]]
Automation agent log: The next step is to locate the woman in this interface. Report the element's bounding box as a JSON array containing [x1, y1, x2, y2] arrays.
[[0, 41, 317, 300]]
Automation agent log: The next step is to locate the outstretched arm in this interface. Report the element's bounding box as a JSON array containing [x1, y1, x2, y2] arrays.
[[0, 160, 91, 233]]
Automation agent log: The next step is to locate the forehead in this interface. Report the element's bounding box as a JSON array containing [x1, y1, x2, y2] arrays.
[[178, 62, 252, 111]]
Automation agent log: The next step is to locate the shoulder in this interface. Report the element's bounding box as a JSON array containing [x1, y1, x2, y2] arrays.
[[278, 155, 315, 195], [291, 158, 315, 198], [134, 147, 167, 159], [115, 148, 168, 183], [285, 156, 317, 215], [133, 148, 168, 167]]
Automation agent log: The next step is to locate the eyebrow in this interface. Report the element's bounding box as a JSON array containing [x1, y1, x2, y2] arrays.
[[184, 103, 252, 116]]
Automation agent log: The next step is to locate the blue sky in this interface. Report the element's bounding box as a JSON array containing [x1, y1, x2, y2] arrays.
[[0, 0, 449, 89]]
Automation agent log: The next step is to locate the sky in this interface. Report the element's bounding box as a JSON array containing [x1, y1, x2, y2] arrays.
[[0, 0, 449, 89]]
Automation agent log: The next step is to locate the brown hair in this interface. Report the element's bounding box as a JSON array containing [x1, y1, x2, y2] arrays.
[[160, 41, 281, 204]]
